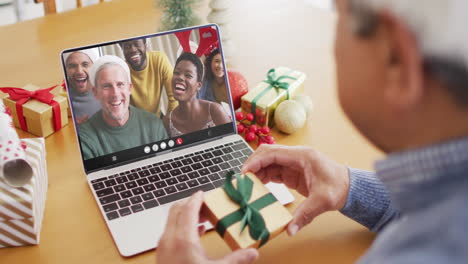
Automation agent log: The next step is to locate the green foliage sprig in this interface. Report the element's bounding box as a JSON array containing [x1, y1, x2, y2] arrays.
[[156, 0, 201, 31]]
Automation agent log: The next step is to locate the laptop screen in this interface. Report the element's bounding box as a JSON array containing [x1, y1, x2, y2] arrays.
[[61, 24, 236, 173]]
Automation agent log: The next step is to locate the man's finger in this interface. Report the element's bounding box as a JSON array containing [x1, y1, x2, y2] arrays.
[[287, 196, 323, 236], [177, 191, 205, 240], [241, 144, 275, 174], [160, 201, 183, 243], [221, 248, 259, 264], [197, 224, 206, 237], [243, 145, 306, 175]]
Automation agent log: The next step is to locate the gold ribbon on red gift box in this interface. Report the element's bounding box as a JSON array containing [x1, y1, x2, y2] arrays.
[[0, 86, 62, 132]]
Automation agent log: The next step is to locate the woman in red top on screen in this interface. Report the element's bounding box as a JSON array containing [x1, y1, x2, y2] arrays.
[[163, 52, 231, 137]]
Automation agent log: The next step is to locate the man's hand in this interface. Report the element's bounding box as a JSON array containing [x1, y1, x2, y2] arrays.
[[242, 144, 350, 236], [157, 191, 259, 264]]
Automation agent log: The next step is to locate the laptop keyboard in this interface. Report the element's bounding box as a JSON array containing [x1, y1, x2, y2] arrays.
[[90, 140, 253, 221]]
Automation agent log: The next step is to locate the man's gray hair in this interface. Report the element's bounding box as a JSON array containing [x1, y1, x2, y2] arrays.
[[348, 0, 468, 107], [89, 55, 131, 87]]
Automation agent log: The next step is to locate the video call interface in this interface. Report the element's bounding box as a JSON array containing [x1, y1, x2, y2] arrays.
[[62, 25, 234, 169]]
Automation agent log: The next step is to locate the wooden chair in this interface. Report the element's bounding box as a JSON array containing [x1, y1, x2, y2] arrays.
[[34, 0, 105, 15]]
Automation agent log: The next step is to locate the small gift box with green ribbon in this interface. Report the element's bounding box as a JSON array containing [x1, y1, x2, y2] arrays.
[[0, 84, 68, 137], [203, 172, 292, 250], [241, 67, 306, 127]]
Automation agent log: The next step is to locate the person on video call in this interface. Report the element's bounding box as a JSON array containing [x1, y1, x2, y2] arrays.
[[118, 38, 178, 117], [156, 0, 468, 263], [64, 49, 101, 125], [197, 48, 229, 105], [79, 55, 168, 160], [163, 52, 231, 137]]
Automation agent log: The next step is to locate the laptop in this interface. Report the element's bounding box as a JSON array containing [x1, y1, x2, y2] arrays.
[[60, 24, 294, 257]]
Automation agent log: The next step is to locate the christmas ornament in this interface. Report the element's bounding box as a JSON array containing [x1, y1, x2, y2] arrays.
[[292, 94, 313, 118], [235, 111, 275, 146], [274, 100, 306, 134], [157, 0, 201, 31], [227, 70, 248, 110]]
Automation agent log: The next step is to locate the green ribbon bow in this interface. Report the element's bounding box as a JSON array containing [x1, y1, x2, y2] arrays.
[[250, 68, 297, 124], [216, 172, 277, 247]]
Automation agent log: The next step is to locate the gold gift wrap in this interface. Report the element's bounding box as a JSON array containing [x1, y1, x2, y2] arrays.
[[1, 84, 68, 137], [0, 138, 48, 248], [51, 83, 72, 117], [241, 67, 306, 127], [203, 172, 292, 250]]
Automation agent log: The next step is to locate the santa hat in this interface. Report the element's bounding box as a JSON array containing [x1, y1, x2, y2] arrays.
[[63, 48, 99, 64], [89, 55, 131, 87]]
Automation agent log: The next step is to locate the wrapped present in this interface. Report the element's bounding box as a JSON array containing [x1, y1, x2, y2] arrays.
[[0, 84, 68, 137], [51, 81, 72, 117], [0, 138, 48, 248], [0, 100, 33, 188], [203, 172, 292, 250], [240, 67, 306, 127]]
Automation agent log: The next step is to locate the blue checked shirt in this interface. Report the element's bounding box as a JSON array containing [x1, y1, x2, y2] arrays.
[[340, 137, 468, 263]]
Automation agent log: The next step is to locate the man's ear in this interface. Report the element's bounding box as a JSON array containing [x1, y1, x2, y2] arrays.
[[92, 85, 98, 97], [129, 83, 133, 93], [380, 11, 424, 111]]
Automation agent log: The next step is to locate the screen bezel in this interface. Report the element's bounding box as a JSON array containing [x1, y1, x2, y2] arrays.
[[60, 24, 237, 174]]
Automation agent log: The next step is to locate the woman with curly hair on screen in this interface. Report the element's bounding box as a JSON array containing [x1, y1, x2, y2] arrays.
[[163, 52, 231, 137]]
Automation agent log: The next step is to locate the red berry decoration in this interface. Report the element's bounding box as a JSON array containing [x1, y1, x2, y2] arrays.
[[235, 112, 244, 121], [235, 111, 275, 147], [246, 113, 254, 122], [237, 123, 245, 133], [249, 124, 258, 134], [245, 132, 256, 142], [265, 135, 275, 144]]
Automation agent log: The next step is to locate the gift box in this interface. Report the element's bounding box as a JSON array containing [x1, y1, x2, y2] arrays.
[[241, 67, 306, 127], [203, 172, 292, 250], [0, 84, 68, 137], [0, 138, 48, 248], [51, 82, 72, 117]]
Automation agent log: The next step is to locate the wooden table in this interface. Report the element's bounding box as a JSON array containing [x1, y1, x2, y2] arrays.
[[0, 0, 381, 263]]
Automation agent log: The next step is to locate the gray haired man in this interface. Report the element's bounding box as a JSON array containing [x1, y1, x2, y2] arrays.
[[79, 55, 168, 160], [156, 0, 468, 263]]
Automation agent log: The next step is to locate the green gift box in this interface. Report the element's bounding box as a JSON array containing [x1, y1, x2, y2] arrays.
[[240, 67, 306, 127]]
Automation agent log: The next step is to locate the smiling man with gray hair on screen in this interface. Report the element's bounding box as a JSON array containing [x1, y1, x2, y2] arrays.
[[155, 1, 468, 263], [79, 55, 168, 160]]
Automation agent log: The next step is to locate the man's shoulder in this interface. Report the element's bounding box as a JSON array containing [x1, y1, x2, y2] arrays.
[[394, 188, 468, 244], [131, 106, 163, 122], [78, 112, 102, 135], [363, 198, 468, 263], [441, 187, 468, 228], [148, 51, 169, 61]]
